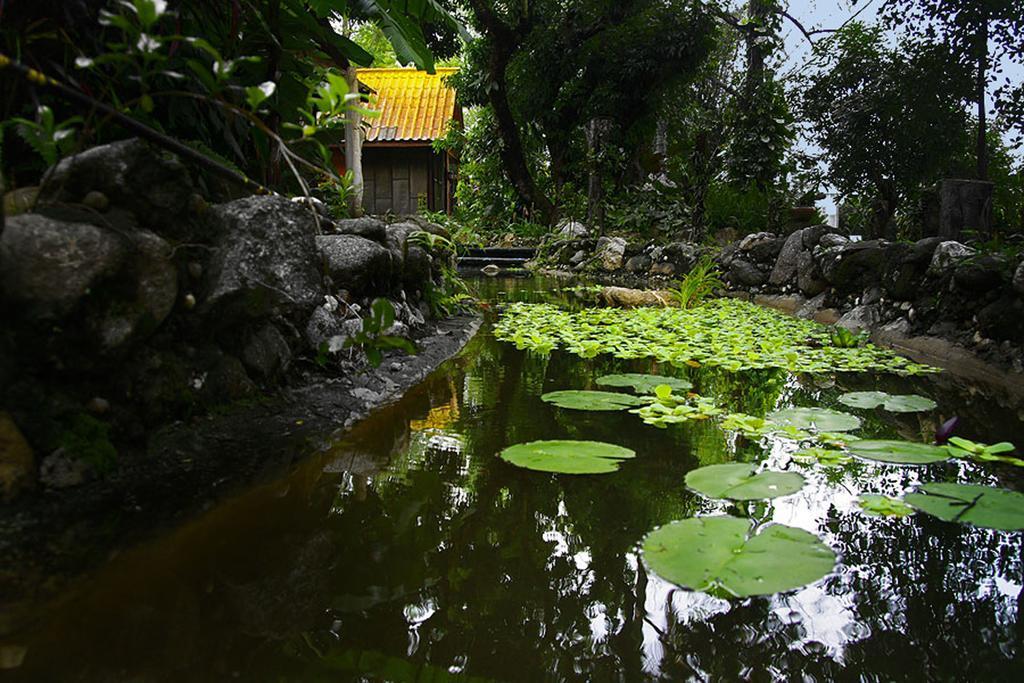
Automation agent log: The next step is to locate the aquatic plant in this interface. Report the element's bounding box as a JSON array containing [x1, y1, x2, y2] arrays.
[[494, 298, 937, 375], [945, 437, 1023, 467], [848, 440, 951, 465], [669, 257, 724, 309], [906, 483, 1024, 530], [794, 447, 852, 467], [685, 463, 805, 501], [828, 326, 868, 349], [838, 391, 937, 413], [767, 407, 862, 433], [540, 390, 645, 411], [499, 440, 636, 474], [858, 494, 915, 518], [642, 516, 837, 598], [596, 373, 692, 394], [630, 385, 722, 427]]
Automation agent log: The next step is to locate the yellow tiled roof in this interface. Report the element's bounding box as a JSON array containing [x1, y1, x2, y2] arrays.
[[358, 67, 459, 143]]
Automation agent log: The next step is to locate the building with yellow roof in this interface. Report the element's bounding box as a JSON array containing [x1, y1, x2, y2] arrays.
[[348, 67, 462, 216]]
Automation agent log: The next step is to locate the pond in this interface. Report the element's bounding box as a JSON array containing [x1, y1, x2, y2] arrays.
[[6, 277, 1024, 681]]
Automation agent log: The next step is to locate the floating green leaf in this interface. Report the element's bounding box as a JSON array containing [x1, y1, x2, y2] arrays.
[[685, 463, 804, 500], [642, 516, 836, 598], [848, 440, 950, 465], [540, 390, 645, 411], [945, 437, 1024, 467], [838, 391, 937, 413], [794, 447, 851, 467], [768, 407, 862, 432], [596, 373, 693, 394], [905, 483, 1024, 530], [499, 440, 636, 474], [858, 494, 915, 517]]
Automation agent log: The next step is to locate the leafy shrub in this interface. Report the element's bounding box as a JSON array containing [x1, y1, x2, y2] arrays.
[[704, 182, 772, 236], [670, 257, 723, 309]]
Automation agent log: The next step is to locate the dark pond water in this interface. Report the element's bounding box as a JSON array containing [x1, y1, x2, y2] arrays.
[[5, 277, 1024, 681]]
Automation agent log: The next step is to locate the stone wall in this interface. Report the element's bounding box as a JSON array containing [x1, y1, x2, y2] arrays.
[[543, 223, 1024, 372], [0, 139, 449, 499]]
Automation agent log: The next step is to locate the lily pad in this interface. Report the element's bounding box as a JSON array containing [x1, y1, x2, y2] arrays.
[[499, 440, 636, 474], [905, 483, 1024, 530], [596, 373, 693, 394], [540, 390, 645, 411], [794, 447, 851, 467], [642, 516, 836, 598], [685, 463, 804, 500], [848, 440, 950, 465], [838, 391, 937, 413], [768, 407, 862, 432], [858, 494, 915, 517]]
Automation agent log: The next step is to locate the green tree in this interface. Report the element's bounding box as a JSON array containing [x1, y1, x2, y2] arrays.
[[801, 22, 973, 236], [880, 0, 1024, 180]]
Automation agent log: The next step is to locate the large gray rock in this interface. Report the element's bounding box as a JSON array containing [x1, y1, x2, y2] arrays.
[[385, 222, 432, 289], [316, 234, 392, 294], [796, 251, 827, 296], [951, 254, 1008, 293], [203, 196, 325, 320], [977, 295, 1024, 342], [92, 229, 178, 351], [747, 237, 787, 265], [557, 219, 589, 239], [38, 138, 194, 235], [661, 242, 700, 273], [625, 253, 652, 274], [837, 304, 881, 333], [1014, 261, 1024, 296], [0, 214, 126, 319], [242, 324, 292, 380], [883, 237, 943, 300], [818, 233, 849, 249], [728, 259, 767, 288], [334, 216, 387, 243], [821, 240, 888, 294], [769, 229, 806, 286], [927, 241, 975, 277], [596, 236, 627, 271]]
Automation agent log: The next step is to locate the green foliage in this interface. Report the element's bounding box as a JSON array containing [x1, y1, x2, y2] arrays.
[[540, 390, 645, 412], [905, 483, 1024, 530], [858, 494, 915, 518], [848, 440, 951, 465], [642, 516, 837, 599], [58, 414, 118, 474], [945, 437, 1023, 467], [499, 440, 636, 475], [768, 407, 862, 433], [828, 326, 868, 349], [2, 106, 82, 169], [685, 463, 804, 501], [703, 182, 773, 236], [595, 373, 692, 394], [630, 386, 722, 428], [494, 299, 938, 375], [343, 298, 416, 367], [670, 257, 724, 309], [838, 391, 937, 413], [794, 447, 852, 467]]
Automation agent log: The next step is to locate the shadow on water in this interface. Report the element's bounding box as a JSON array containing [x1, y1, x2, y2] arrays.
[[5, 277, 1024, 681]]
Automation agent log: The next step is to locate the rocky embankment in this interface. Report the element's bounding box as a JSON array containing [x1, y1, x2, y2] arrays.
[[542, 222, 1024, 374], [0, 138, 474, 515]]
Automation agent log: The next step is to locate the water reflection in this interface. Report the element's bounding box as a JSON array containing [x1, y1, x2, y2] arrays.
[[6, 277, 1024, 681]]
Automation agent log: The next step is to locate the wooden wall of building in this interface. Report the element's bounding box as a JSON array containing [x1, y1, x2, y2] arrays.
[[362, 147, 432, 215]]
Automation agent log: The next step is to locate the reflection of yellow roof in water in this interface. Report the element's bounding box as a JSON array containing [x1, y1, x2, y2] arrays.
[[410, 397, 460, 432], [358, 67, 459, 143]]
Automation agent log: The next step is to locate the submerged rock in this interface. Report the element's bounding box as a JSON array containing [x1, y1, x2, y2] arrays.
[[600, 286, 675, 308]]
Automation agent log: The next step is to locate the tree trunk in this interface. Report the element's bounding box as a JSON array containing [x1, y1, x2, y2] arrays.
[[343, 65, 364, 216], [975, 13, 989, 181], [585, 118, 608, 234], [467, 0, 556, 225], [743, 0, 771, 107]]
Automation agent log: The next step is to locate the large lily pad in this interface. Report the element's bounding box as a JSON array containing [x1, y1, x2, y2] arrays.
[[768, 407, 862, 432], [685, 463, 804, 501], [838, 391, 937, 413], [540, 390, 645, 411], [499, 440, 636, 474], [642, 516, 836, 598], [596, 373, 693, 394], [905, 483, 1024, 530], [849, 440, 950, 465]]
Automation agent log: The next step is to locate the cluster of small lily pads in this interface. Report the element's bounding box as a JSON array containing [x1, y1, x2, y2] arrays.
[[498, 372, 1024, 599], [493, 299, 937, 375]]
